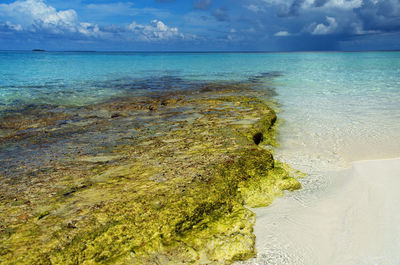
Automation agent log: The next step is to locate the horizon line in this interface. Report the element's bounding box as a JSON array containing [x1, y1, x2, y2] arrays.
[[1, 49, 400, 53]]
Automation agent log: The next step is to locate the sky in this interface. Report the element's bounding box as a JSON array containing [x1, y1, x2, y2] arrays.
[[0, 0, 399, 51]]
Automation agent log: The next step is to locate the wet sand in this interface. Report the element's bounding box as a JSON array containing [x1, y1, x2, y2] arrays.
[[241, 157, 400, 265]]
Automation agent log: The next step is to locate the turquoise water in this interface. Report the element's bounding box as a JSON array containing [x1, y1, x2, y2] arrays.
[[2, 51, 400, 265], [1, 51, 400, 163]]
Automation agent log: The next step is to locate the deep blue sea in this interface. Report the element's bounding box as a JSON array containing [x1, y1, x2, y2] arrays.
[[1, 51, 399, 166]]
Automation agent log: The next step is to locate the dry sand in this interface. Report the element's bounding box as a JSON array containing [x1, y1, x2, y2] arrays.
[[240, 158, 400, 265]]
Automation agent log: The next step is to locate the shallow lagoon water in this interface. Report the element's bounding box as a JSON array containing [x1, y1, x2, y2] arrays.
[[1, 51, 400, 264], [273, 52, 400, 167], [2, 51, 399, 168]]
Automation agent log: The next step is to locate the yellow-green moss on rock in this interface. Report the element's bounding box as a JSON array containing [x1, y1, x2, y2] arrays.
[[0, 80, 301, 265]]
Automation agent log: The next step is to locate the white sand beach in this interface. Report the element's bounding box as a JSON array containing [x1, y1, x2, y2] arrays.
[[240, 157, 400, 265], [238, 57, 400, 264]]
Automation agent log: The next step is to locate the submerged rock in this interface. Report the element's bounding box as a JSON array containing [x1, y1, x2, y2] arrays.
[[0, 79, 301, 264]]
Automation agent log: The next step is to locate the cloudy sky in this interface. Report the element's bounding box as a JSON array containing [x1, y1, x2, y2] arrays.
[[0, 0, 399, 51]]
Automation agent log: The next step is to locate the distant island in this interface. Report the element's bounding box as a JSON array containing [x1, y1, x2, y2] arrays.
[[32, 49, 46, 52]]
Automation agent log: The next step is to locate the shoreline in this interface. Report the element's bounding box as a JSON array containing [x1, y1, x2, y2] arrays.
[[240, 157, 400, 265]]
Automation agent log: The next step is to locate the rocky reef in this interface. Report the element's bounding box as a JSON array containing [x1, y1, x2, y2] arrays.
[[0, 78, 301, 264]]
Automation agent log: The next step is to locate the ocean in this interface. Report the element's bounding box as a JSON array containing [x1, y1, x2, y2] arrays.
[[1, 51, 399, 163], [1, 51, 400, 264]]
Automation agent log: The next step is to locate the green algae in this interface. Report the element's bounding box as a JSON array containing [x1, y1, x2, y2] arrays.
[[0, 80, 302, 265]]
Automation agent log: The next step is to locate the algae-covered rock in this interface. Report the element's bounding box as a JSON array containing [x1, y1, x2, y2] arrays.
[[0, 78, 301, 265]]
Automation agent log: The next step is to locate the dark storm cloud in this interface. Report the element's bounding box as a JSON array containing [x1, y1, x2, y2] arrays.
[[355, 0, 400, 32], [278, 0, 306, 17], [277, 34, 342, 51], [254, 0, 400, 36], [312, 0, 329, 8]]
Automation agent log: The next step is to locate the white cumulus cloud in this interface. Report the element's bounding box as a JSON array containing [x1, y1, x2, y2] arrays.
[[0, 0, 102, 36], [323, 0, 363, 10], [0, 0, 77, 29], [311, 16, 338, 35], [4, 21, 23, 31], [128, 20, 184, 41], [274, 31, 291, 36], [246, 4, 262, 12]]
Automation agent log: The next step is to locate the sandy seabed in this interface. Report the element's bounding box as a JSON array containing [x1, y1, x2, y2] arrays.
[[239, 157, 400, 265]]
